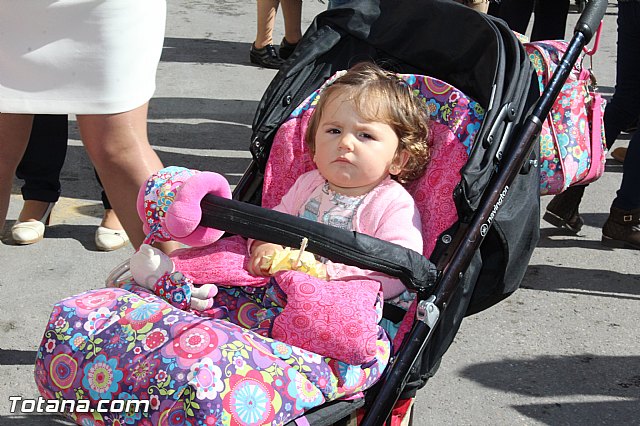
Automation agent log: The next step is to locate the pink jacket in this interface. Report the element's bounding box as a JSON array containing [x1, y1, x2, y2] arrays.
[[259, 170, 423, 299]]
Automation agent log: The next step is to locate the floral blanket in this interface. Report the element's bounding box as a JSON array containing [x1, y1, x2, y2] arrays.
[[35, 283, 390, 426]]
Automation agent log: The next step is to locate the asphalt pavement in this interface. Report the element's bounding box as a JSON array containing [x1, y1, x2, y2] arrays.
[[0, 1, 638, 425]]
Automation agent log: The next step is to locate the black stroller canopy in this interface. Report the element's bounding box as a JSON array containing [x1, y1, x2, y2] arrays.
[[316, 0, 501, 108]]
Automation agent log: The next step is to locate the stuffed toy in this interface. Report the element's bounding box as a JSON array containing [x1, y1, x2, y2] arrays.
[[129, 244, 220, 311], [130, 166, 326, 313], [131, 166, 232, 312]]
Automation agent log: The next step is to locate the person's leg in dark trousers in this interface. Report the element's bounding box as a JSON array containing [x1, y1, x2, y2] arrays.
[[603, 2, 640, 153], [603, 1, 640, 209], [16, 114, 67, 204], [488, 0, 535, 35], [614, 130, 640, 210], [531, 0, 570, 41], [94, 170, 112, 211], [601, 1, 640, 249], [11, 114, 67, 244]]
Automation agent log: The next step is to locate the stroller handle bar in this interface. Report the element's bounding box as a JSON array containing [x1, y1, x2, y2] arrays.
[[200, 193, 439, 290], [575, 0, 607, 42]]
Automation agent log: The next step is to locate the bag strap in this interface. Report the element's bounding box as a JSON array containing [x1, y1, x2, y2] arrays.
[[528, 43, 555, 83]]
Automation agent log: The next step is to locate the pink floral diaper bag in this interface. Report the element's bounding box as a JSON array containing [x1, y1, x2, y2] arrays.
[[525, 28, 607, 196]]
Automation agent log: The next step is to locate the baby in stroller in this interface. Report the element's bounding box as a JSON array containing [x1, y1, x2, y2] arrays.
[[130, 62, 431, 356]]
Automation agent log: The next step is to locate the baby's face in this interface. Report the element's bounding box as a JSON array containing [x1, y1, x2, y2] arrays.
[[312, 92, 403, 196]]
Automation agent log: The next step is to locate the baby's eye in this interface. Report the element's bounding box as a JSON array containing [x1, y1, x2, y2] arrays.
[[359, 132, 374, 139], [327, 128, 341, 134]]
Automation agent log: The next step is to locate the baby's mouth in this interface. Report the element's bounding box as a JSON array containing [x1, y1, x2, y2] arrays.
[[334, 157, 351, 164]]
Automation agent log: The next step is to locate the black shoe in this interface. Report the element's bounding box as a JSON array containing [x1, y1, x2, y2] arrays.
[[250, 43, 283, 69], [602, 207, 640, 250], [542, 186, 586, 233], [279, 37, 298, 60]]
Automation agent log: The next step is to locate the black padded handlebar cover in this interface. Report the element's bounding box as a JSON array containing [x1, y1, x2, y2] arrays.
[[575, 0, 607, 42], [200, 194, 439, 291]]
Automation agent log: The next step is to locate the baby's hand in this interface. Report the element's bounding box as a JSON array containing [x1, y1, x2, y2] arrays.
[[247, 241, 283, 276]]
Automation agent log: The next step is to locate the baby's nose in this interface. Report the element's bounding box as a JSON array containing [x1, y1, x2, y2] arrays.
[[338, 134, 355, 151]]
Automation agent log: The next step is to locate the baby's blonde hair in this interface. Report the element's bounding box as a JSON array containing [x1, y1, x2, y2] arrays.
[[305, 62, 431, 183]]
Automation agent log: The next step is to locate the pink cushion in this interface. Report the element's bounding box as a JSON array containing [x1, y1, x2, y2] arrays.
[[271, 271, 381, 365], [405, 122, 468, 256], [137, 167, 232, 247], [164, 171, 232, 247]]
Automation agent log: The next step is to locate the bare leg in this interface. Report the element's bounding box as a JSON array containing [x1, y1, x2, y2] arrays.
[[255, 0, 280, 48], [18, 200, 52, 222], [101, 208, 124, 230], [77, 103, 176, 252], [281, 0, 302, 44], [0, 113, 34, 234]]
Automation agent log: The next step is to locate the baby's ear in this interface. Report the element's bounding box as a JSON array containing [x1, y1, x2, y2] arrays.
[[390, 150, 410, 175]]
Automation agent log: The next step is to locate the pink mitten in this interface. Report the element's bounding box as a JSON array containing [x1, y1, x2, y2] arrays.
[[137, 166, 232, 247]]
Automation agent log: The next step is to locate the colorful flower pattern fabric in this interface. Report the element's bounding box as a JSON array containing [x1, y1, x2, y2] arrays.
[[526, 40, 607, 195], [35, 285, 390, 426], [139, 166, 201, 245]]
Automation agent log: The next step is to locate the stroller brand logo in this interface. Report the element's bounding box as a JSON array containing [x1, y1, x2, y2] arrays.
[[482, 185, 510, 236]]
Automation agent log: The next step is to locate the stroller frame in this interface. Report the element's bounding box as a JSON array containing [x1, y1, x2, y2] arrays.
[[197, 0, 607, 424]]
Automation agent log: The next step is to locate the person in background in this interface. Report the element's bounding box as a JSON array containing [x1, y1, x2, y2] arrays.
[[250, 0, 303, 69], [11, 115, 129, 250], [543, 0, 640, 250], [488, 0, 570, 41], [0, 0, 174, 253]]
